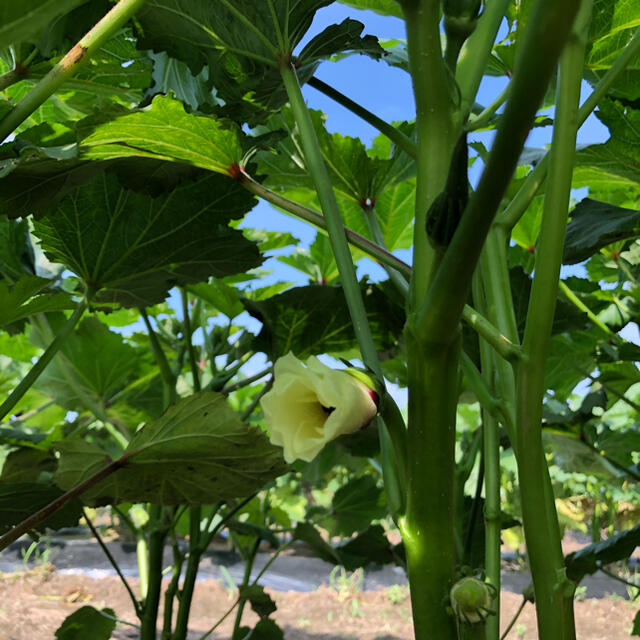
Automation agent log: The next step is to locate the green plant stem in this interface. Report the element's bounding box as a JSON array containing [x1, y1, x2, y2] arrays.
[[0, 452, 131, 551], [137, 532, 150, 600], [402, 0, 457, 314], [415, 0, 581, 342], [462, 304, 521, 363], [597, 565, 640, 593], [140, 308, 177, 406], [557, 281, 620, 340], [0, 68, 23, 91], [140, 505, 168, 640], [181, 288, 201, 393], [307, 76, 417, 158], [198, 597, 240, 640], [400, 329, 461, 640], [238, 170, 412, 279], [363, 205, 409, 299], [496, 27, 640, 231], [222, 367, 272, 395], [456, 0, 512, 116], [516, 5, 591, 638], [161, 532, 184, 640], [280, 62, 407, 539], [173, 507, 203, 640], [0, 298, 87, 422], [0, 0, 148, 142], [466, 83, 510, 132], [471, 272, 503, 640], [232, 536, 261, 639], [240, 379, 273, 421], [83, 508, 142, 618], [251, 539, 293, 585], [500, 598, 527, 640], [460, 432, 483, 565]]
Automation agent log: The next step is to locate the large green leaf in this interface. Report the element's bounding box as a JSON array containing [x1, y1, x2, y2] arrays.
[[54, 606, 116, 640], [54, 392, 287, 505], [586, 0, 640, 99], [33, 171, 261, 306], [574, 99, 640, 191], [565, 524, 640, 583], [0, 482, 82, 534], [30, 315, 140, 411], [243, 283, 404, 360], [0, 276, 72, 334], [80, 94, 244, 174], [0, 0, 85, 49], [563, 199, 640, 264], [136, 1, 384, 123]]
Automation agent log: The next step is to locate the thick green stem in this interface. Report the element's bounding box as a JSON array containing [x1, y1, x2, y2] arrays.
[[400, 330, 461, 640], [137, 533, 150, 600], [0, 0, 148, 142], [416, 0, 581, 341], [238, 170, 412, 279], [515, 5, 591, 638], [307, 77, 417, 158], [0, 298, 88, 422], [403, 0, 458, 314], [173, 507, 203, 640], [496, 27, 640, 231], [140, 505, 168, 640]]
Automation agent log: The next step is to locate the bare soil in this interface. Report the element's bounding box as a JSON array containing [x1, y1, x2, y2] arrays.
[[0, 565, 636, 640]]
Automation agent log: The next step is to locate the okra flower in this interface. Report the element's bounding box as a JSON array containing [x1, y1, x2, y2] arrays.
[[261, 352, 378, 463]]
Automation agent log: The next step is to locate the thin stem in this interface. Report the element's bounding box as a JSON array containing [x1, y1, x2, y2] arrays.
[[279, 64, 383, 380], [557, 281, 620, 340], [516, 4, 591, 638], [500, 598, 527, 640], [363, 205, 409, 299], [0, 298, 88, 422], [198, 597, 240, 640], [466, 83, 510, 132], [82, 508, 141, 618], [462, 304, 522, 363], [0, 452, 131, 551], [161, 531, 184, 640], [497, 28, 640, 231], [222, 367, 272, 395], [0, 0, 148, 142], [251, 539, 292, 585], [181, 288, 201, 392], [232, 536, 261, 639], [202, 493, 259, 550], [140, 308, 177, 406], [597, 564, 640, 594], [239, 170, 412, 279], [307, 76, 417, 158], [137, 533, 149, 601], [240, 379, 273, 421]]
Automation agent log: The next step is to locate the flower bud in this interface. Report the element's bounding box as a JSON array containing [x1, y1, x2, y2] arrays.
[[260, 352, 378, 463], [450, 577, 494, 624]]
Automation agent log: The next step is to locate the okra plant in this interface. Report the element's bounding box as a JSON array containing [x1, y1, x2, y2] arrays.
[[0, 1, 639, 639]]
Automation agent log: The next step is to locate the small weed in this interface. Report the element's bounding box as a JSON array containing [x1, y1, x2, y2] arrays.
[[296, 617, 311, 628], [20, 538, 51, 569], [386, 584, 409, 605], [350, 598, 364, 618], [329, 566, 363, 599], [574, 585, 587, 601], [516, 622, 527, 638]]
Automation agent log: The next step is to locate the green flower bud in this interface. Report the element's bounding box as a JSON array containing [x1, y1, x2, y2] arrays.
[[450, 577, 495, 625]]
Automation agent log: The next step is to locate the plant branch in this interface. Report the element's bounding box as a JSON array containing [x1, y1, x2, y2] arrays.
[[238, 170, 412, 280], [181, 288, 201, 392], [240, 379, 273, 421], [500, 598, 527, 640], [82, 507, 141, 618], [0, 0, 148, 142], [415, 0, 581, 343], [308, 76, 417, 158], [0, 452, 131, 551], [558, 281, 620, 340], [496, 27, 640, 231], [462, 304, 522, 362], [0, 298, 88, 422], [222, 367, 272, 395]]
